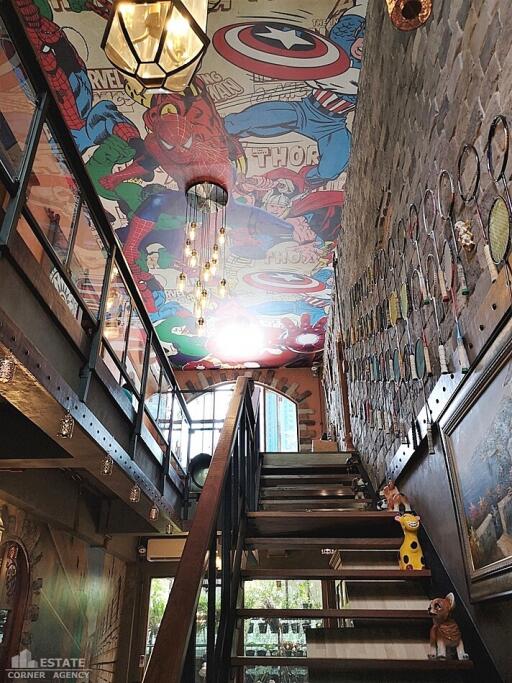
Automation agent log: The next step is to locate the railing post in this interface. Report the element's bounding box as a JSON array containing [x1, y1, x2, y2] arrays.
[[79, 244, 117, 402], [131, 330, 152, 457], [206, 532, 217, 683]]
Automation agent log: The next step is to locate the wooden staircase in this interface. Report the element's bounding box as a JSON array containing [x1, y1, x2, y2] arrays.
[[231, 451, 475, 682]]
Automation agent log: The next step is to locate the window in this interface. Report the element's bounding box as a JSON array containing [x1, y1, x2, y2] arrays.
[[145, 578, 174, 660], [187, 383, 298, 459], [0, 17, 37, 178]]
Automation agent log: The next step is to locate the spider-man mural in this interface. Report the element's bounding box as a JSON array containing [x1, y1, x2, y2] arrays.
[[16, 0, 139, 153], [99, 78, 244, 192]]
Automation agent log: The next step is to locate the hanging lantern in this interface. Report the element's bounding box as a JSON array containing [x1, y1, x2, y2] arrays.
[[129, 483, 141, 502], [188, 221, 198, 240], [149, 504, 159, 521], [101, 454, 114, 476], [0, 353, 15, 384], [102, 0, 210, 93], [58, 411, 75, 439], [385, 0, 432, 30]]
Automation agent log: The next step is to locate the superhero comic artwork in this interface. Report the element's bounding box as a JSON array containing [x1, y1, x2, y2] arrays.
[[14, 0, 367, 369]]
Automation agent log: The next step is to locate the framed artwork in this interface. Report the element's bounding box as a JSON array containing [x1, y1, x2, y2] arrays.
[[440, 319, 512, 602]]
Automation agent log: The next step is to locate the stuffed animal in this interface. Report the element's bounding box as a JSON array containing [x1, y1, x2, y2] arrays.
[[378, 480, 412, 512], [428, 593, 469, 660], [395, 513, 425, 570], [351, 476, 368, 500]]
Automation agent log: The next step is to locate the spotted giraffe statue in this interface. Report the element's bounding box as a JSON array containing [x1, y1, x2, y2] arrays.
[[395, 512, 426, 570]]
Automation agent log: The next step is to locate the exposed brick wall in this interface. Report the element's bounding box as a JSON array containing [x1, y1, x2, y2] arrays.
[[175, 368, 325, 451], [326, 0, 512, 484]]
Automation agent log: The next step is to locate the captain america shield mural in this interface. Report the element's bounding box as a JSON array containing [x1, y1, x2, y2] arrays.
[[18, 0, 367, 368]]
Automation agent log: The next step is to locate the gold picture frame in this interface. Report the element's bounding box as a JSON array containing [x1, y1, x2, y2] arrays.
[[440, 319, 512, 602]]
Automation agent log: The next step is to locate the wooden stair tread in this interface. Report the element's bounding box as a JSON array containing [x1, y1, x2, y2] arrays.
[[260, 498, 371, 507], [247, 511, 401, 538], [260, 486, 355, 497], [242, 568, 431, 580], [245, 537, 401, 550], [238, 608, 430, 619], [261, 474, 355, 484], [231, 657, 473, 670]]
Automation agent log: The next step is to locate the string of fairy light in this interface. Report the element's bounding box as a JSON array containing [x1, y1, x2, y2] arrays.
[[177, 182, 228, 335]]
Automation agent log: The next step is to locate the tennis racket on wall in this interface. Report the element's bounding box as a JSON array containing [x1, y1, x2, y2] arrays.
[[457, 143, 499, 282], [425, 251, 450, 374], [423, 187, 449, 301], [438, 169, 470, 296], [441, 238, 470, 373], [487, 115, 512, 303], [408, 203, 430, 303]]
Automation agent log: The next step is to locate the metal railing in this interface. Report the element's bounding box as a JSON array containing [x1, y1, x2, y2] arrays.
[[143, 377, 261, 683], [0, 3, 192, 479]]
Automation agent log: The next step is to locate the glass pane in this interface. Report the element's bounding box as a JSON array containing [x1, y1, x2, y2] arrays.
[[17, 214, 80, 320], [100, 343, 122, 384], [265, 391, 279, 452], [244, 581, 322, 610], [0, 18, 37, 177], [278, 395, 298, 452], [171, 399, 188, 468], [157, 376, 173, 441], [104, 270, 131, 360], [27, 124, 78, 261], [68, 203, 108, 318], [125, 309, 147, 393], [145, 578, 174, 661], [214, 385, 234, 420], [145, 349, 162, 421], [188, 393, 205, 421]]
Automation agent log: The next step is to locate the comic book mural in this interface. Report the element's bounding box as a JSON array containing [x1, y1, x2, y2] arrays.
[[16, 0, 367, 369], [0, 498, 125, 683]]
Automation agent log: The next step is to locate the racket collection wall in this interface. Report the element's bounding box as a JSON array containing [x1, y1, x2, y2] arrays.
[[324, 0, 512, 490]]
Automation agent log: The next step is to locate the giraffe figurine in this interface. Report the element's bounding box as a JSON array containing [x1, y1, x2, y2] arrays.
[[395, 512, 426, 570]]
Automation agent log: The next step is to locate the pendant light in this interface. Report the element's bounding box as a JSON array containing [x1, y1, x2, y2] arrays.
[[102, 0, 210, 93]]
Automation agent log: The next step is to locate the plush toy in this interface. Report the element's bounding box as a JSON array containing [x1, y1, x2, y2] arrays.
[[351, 476, 368, 500], [395, 512, 425, 570], [377, 480, 412, 512], [428, 593, 469, 661]]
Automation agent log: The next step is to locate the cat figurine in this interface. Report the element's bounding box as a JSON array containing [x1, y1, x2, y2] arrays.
[[428, 593, 469, 660]]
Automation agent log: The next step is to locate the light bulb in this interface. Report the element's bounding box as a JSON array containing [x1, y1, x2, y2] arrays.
[[210, 262, 217, 276], [196, 317, 206, 336], [212, 243, 219, 256], [166, 12, 189, 38], [188, 221, 197, 240], [177, 272, 187, 292], [195, 280, 202, 300], [202, 262, 211, 282], [218, 278, 227, 298], [218, 227, 226, 245], [129, 483, 141, 503], [57, 411, 75, 439], [200, 289, 209, 304], [189, 249, 198, 267], [149, 504, 159, 521], [102, 455, 114, 476], [184, 239, 192, 257], [194, 301, 203, 317], [0, 354, 15, 383]]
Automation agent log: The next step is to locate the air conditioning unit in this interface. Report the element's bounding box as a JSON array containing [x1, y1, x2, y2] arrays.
[[147, 536, 187, 562]]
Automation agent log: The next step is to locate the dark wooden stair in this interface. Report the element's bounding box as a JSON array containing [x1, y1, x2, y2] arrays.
[[233, 451, 475, 681]]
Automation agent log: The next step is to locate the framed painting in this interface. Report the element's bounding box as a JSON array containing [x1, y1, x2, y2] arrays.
[[440, 319, 512, 601]]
